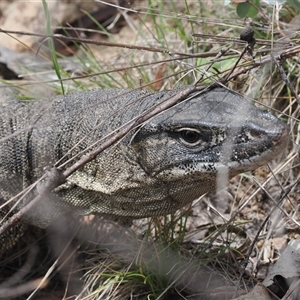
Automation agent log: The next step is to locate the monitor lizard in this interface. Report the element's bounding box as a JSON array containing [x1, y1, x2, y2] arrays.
[[0, 86, 289, 254]]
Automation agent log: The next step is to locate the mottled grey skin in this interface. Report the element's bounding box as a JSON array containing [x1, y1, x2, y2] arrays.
[[0, 87, 288, 253]]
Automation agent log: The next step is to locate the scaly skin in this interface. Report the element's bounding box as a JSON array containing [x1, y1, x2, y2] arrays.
[[0, 87, 289, 253]]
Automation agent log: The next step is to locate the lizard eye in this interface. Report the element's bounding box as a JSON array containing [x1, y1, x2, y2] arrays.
[[178, 128, 203, 146]]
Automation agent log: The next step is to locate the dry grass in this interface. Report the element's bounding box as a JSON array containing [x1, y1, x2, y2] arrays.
[[0, 0, 299, 299]]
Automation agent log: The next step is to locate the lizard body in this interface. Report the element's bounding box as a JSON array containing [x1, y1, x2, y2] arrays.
[[0, 87, 288, 253]]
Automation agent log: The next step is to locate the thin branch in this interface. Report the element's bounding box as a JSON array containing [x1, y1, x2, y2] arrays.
[[271, 53, 300, 105]]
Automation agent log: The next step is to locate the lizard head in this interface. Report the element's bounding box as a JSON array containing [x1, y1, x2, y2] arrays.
[[61, 88, 289, 219], [130, 88, 289, 184]]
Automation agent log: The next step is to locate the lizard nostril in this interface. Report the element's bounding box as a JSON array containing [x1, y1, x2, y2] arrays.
[[248, 129, 263, 139]]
